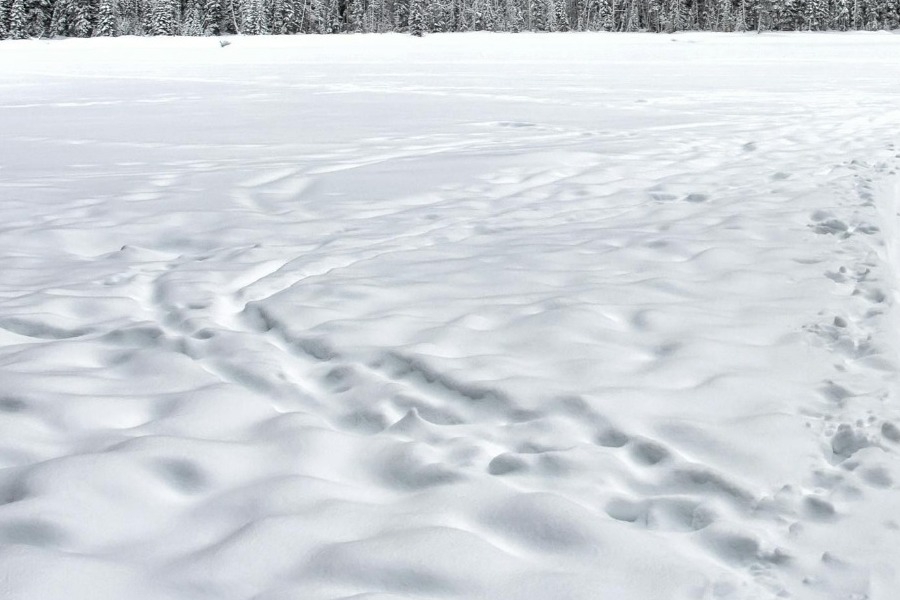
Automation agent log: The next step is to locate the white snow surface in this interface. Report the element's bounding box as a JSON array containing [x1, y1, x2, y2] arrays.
[[1, 32, 900, 600]]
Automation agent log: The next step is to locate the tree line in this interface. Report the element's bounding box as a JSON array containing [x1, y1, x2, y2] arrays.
[[0, 0, 897, 39]]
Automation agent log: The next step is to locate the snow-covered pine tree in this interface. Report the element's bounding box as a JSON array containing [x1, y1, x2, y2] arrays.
[[344, 0, 362, 30], [644, 0, 659, 29], [114, 0, 139, 34], [408, 0, 425, 32], [776, 0, 803, 29], [289, 0, 307, 31], [571, 0, 584, 28], [598, 0, 613, 29], [446, 0, 460, 29], [661, 0, 678, 30], [182, 0, 203, 33], [430, 0, 447, 30], [578, 0, 591, 27], [271, 0, 295, 32], [888, 0, 900, 28], [97, 0, 118, 35], [807, 0, 827, 28], [529, 0, 548, 28], [718, 0, 733, 29], [851, 0, 863, 28], [223, 0, 241, 32], [367, 0, 383, 31], [49, 0, 67, 34], [269, 0, 283, 30], [329, 0, 342, 32], [203, 0, 223, 33], [22, 0, 52, 37], [241, 0, 261, 33], [306, 0, 325, 32], [623, 0, 639, 29], [150, 0, 175, 33], [72, 0, 94, 36], [756, 0, 773, 30], [472, 0, 485, 28], [552, 0, 569, 29], [866, 1, 879, 28], [9, 0, 26, 38], [319, 2, 334, 30], [0, 0, 9, 39], [869, 0, 893, 28], [734, 0, 748, 29], [392, 0, 408, 29], [832, 0, 849, 27], [485, 0, 498, 29], [865, 0, 880, 28], [508, 0, 524, 29], [884, 0, 900, 28]]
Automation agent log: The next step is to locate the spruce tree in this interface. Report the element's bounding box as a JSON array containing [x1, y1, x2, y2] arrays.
[[114, 0, 140, 34], [509, 0, 525, 29], [581, 0, 597, 28], [851, 0, 863, 28], [483, 1, 496, 29], [9, 0, 26, 38], [329, 0, 342, 32], [409, 0, 426, 32], [224, 0, 240, 32], [0, 0, 10, 39], [734, 0, 748, 28], [553, 0, 569, 29], [453, 0, 466, 29], [393, 0, 409, 29], [430, 0, 445, 30], [73, 0, 93, 36], [287, 0, 300, 32], [530, 0, 547, 28], [598, 0, 613, 29], [49, 0, 67, 35], [203, 0, 223, 34], [242, 0, 261, 33], [756, 0, 773, 30], [20, 0, 51, 37], [97, 0, 118, 35], [364, 0, 378, 31], [271, 0, 291, 32], [807, 0, 827, 28], [473, 0, 485, 28], [183, 0, 203, 33], [718, 0, 733, 29], [150, 0, 175, 34], [623, 0, 639, 29]]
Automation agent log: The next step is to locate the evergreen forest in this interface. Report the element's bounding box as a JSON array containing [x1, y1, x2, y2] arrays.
[[0, 0, 897, 40]]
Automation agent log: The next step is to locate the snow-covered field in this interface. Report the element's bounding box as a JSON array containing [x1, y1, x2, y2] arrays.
[[1, 32, 900, 600]]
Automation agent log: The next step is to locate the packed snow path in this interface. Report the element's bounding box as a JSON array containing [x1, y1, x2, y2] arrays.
[[1, 33, 900, 600]]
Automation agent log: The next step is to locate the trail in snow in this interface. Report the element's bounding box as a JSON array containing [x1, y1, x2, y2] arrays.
[[1, 33, 900, 600]]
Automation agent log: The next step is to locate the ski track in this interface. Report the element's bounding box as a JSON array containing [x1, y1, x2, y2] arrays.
[[1, 33, 900, 600]]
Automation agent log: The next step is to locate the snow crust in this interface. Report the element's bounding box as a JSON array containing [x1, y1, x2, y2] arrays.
[[1, 32, 900, 600]]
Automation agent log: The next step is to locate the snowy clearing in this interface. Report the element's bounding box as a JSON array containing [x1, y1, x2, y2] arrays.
[[1, 32, 900, 600]]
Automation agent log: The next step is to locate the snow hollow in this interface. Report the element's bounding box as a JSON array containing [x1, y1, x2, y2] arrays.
[[1, 32, 900, 600]]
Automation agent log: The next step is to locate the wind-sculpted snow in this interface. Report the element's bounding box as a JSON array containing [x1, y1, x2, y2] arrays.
[[1, 33, 900, 600]]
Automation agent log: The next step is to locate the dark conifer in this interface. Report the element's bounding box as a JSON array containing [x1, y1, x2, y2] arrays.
[[0, 0, 11, 39], [409, 0, 426, 33], [97, 0, 118, 35], [9, 0, 26, 38]]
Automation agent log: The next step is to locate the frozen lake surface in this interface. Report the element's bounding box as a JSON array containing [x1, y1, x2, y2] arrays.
[[1, 32, 900, 600]]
